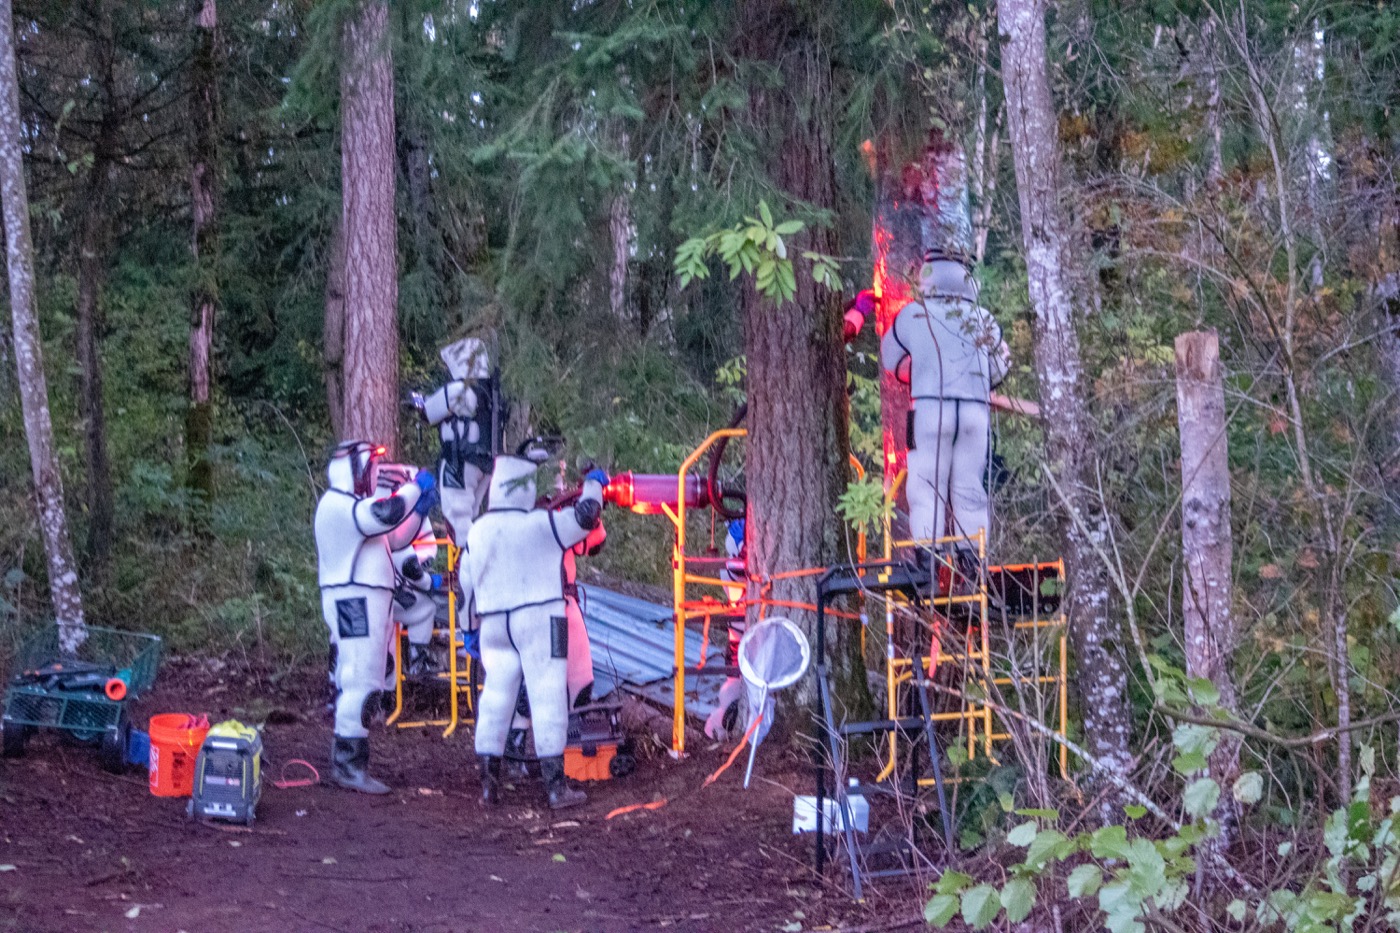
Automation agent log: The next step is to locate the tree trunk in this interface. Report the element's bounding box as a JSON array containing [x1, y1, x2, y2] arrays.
[[1174, 330, 1240, 846], [187, 0, 219, 511], [1201, 16, 1224, 187], [400, 116, 444, 308], [340, 0, 398, 456], [74, 1, 117, 572], [75, 169, 114, 570], [737, 1, 860, 711], [999, 0, 1133, 784], [608, 127, 631, 321], [324, 221, 347, 439], [0, 0, 86, 648]]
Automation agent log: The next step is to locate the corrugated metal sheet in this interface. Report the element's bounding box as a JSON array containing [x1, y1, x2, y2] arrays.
[[579, 585, 728, 717]]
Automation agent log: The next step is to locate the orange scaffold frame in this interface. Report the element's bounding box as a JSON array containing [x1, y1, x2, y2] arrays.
[[661, 429, 867, 755], [386, 537, 480, 737], [877, 469, 1069, 781]]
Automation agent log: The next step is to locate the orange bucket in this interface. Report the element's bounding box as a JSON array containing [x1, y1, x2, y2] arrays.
[[148, 713, 210, 797]]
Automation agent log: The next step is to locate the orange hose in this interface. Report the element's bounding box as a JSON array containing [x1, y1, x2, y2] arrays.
[[703, 713, 766, 787], [605, 799, 668, 820]]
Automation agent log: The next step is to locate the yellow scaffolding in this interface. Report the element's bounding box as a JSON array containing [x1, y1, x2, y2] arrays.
[[386, 537, 480, 737], [664, 428, 746, 755], [662, 430, 869, 755], [875, 470, 1069, 782]]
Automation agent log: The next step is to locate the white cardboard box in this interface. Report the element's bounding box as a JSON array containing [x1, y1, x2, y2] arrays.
[[792, 792, 869, 834]]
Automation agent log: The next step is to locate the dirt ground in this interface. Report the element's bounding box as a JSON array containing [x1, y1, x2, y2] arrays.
[[0, 660, 917, 933]]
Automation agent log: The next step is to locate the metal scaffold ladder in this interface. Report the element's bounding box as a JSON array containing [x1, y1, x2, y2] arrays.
[[386, 538, 481, 737]]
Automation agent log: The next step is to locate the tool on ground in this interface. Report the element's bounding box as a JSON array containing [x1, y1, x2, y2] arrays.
[[2, 626, 162, 773], [736, 616, 810, 788], [188, 719, 263, 825]]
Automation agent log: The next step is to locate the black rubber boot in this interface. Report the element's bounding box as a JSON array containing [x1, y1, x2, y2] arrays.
[[952, 549, 980, 597], [479, 755, 502, 805], [540, 755, 586, 810], [330, 736, 390, 795]]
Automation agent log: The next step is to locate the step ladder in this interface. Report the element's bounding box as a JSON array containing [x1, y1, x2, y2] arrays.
[[386, 538, 480, 737], [813, 560, 958, 900]]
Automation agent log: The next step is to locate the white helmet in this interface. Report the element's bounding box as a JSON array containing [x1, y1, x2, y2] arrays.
[[488, 456, 538, 510], [918, 249, 979, 303], [439, 337, 490, 381], [487, 438, 553, 510], [327, 440, 384, 497]]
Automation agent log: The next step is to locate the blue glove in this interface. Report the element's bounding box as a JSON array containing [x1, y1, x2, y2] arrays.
[[430, 573, 443, 590], [414, 469, 437, 495], [413, 484, 439, 517], [585, 468, 610, 487]]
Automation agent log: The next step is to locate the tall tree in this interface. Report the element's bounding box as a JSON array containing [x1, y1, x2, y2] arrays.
[[735, 0, 859, 706], [187, 0, 221, 508], [998, 0, 1132, 783], [323, 221, 347, 440], [73, 0, 117, 569], [0, 0, 86, 647], [338, 0, 398, 454]]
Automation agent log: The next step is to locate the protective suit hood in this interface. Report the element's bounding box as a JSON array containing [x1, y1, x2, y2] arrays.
[[919, 254, 979, 304], [488, 456, 538, 510], [327, 441, 381, 497]]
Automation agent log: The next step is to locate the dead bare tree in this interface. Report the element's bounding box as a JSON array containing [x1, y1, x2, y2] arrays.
[[1175, 329, 1241, 850]]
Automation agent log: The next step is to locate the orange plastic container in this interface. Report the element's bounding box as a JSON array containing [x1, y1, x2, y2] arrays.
[[148, 713, 210, 797], [564, 742, 617, 782]]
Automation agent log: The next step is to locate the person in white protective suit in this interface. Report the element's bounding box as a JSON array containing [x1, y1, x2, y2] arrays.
[[465, 449, 608, 809], [503, 516, 606, 771], [880, 250, 1009, 578], [378, 465, 444, 679], [315, 441, 438, 794], [410, 339, 497, 548]]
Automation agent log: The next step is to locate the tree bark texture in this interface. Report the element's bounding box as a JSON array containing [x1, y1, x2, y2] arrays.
[[400, 116, 448, 318], [0, 0, 87, 646], [999, 0, 1133, 779], [324, 221, 347, 439], [871, 131, 974, 551], [609, 127, 631, 321], [340, 0, 399, 456], [74, 1, 117, 570], [187, 0, 219, 507], [1174, 330, 1241, 844], [736, 1, 859, 710]]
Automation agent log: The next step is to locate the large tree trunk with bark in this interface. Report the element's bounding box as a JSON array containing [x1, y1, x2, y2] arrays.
[[187, 0, 220, 512], [737, 1, 860, 710], [340, 0, 398, 456], [608, 126, 631, 321], [0, 0, 86, 648], [74, 1, 117, 572], [324, 222, 347, 438], [1175, 329, 1241, 847], [999, 0, 1133, 784]]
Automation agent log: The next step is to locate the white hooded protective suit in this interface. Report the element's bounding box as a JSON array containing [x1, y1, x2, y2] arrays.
[[315, 443, 424, 738], [465, 457, 604, 758], [880, 256, 1008, 546], [420, 377, 493, 548], [390, 512, 440, 650]]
